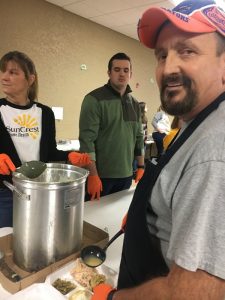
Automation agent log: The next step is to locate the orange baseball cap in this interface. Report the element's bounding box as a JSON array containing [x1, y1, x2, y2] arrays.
[[138, 0, 225, 49]]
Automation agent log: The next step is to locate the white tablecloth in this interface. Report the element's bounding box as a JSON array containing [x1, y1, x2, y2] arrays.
[[0, 187, 134, 299], [83, 187, 134, 272]]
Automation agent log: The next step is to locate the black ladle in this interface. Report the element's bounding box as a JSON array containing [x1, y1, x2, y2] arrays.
[[16, 160, 47, 179], [81, 229, 124, 268]]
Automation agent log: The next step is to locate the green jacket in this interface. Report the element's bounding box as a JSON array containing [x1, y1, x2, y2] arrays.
[[79, 83, 144, 178]]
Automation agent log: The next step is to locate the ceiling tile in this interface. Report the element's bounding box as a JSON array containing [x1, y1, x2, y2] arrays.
[[46, 0, 82, 6], [64, 1, 103, 18], [45, 0, 175, 40]]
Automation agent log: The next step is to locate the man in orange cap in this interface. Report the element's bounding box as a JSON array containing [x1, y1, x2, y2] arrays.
[[91, 1, 225, 299]]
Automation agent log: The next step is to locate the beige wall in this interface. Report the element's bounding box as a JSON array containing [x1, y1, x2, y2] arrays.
[[0, 0, 162, 140]]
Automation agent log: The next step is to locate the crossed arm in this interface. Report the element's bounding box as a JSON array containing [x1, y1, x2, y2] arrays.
[[113, 264, 225, 300]]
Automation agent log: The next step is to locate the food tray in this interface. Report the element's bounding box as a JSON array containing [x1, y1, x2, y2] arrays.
[[45, 258, 118, 298], [0, 221, 109, 294]]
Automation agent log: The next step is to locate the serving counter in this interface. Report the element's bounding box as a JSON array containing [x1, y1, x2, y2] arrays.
[[0, 187, 135, 299]]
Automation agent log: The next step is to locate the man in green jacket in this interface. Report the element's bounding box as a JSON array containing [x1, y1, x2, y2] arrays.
[[79, 53, 145, 200]]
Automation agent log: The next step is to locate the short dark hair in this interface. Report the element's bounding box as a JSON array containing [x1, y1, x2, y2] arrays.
[[0, 51, 38, 101], [139, 101, 146, 113], [139, 102, 148, 124], [108, 52, 132, 71]]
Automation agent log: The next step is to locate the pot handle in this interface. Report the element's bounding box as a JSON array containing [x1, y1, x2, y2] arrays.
[[3, 180, 30, 201]]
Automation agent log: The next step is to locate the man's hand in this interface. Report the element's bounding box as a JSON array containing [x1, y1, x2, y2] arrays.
[[87, 175, 103, 200], [68, 152, 91, 167], [134, 168, 145, 183], [0, 154, 16, 175], [92, 283, 116, 300]]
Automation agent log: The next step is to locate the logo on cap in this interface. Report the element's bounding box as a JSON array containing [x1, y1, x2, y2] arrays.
[[202, 6, 225, 34], [163, 8, 189, 23]]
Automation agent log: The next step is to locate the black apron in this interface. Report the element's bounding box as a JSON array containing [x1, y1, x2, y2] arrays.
[[117, 93, 225, 289]]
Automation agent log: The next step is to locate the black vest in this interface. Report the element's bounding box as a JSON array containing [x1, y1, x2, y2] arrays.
[[117, 93, 225, 289]]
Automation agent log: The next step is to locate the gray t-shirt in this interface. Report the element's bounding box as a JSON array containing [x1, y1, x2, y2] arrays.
[[147, 100, 225, 279]]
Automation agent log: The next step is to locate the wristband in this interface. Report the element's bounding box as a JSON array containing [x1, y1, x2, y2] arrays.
[[137, 165, 145, 169], [107, 290, 116, 300]]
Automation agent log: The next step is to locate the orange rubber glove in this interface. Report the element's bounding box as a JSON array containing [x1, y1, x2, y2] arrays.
[[134, 168, 145, 183], [68, 152, 91, 167], [121, 213, 127, 232], [0, 154, 16, 175], [92, 283, 116, 300], [87, 175, 103, 200]]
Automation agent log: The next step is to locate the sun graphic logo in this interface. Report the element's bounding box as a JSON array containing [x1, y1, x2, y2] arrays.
[[14, 114, 39, 139]]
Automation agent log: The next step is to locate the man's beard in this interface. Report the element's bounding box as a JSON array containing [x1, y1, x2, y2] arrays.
[[160, 74, 198, 116]]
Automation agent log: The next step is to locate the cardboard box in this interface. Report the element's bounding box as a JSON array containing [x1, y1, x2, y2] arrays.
[[0, 221, 109, 294]]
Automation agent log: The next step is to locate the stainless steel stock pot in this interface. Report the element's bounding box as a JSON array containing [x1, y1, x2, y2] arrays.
[[10, 163, 88, 272]]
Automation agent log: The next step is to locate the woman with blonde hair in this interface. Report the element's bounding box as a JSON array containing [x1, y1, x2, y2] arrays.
[[163, 116, 183, 150], [0, 50, 90, 227]]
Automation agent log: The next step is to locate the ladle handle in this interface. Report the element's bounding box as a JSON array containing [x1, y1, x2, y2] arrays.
[[103, 229, 124, 251]]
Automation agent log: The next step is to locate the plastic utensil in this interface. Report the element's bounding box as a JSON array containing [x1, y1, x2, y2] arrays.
[[81, 229, 124, 268], [16, 160, 47, 179]]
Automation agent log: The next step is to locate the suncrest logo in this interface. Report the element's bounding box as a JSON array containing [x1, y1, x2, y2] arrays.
[[163, 8, 189, 23], [7, 114, 40, 139], [202, 6, 225, 34]]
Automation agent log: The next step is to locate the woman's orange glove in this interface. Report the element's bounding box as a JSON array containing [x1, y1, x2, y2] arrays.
[[0, 154, 16, 175], [68, 152, 91, 167], [92, 283, 116, 300], [87, 175, 103, 200], [134, 168, 145, 183]]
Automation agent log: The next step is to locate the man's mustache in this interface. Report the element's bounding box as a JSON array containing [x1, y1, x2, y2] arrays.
[[161, 74, 191, 92]]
